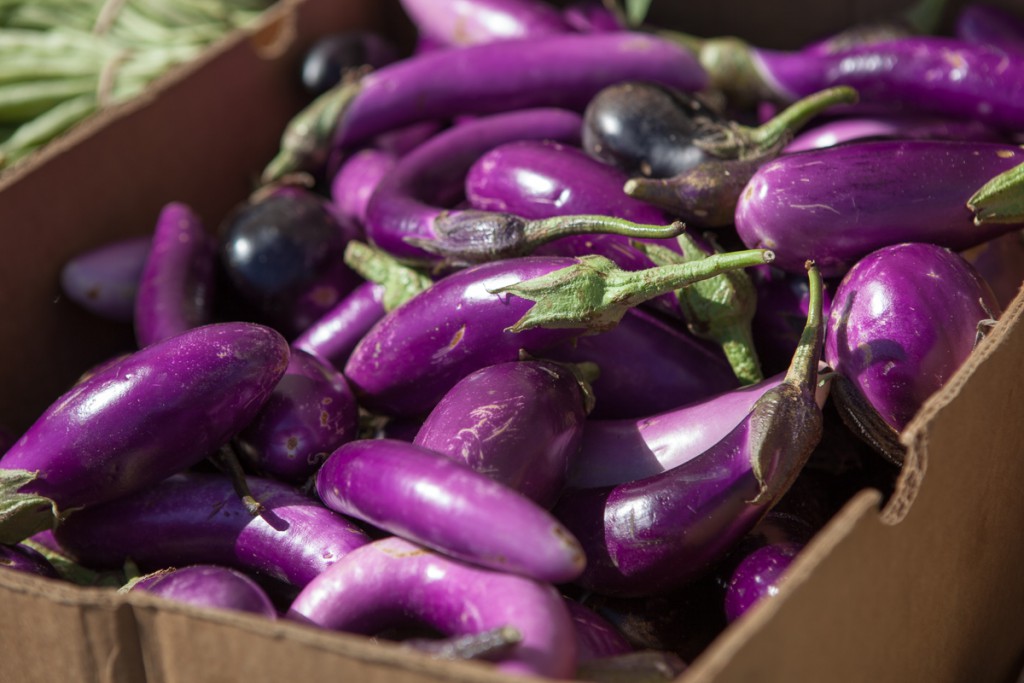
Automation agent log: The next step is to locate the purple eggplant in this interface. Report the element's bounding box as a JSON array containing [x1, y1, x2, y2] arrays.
[[329, 147, 396, 229], [413, 359, 593, 507], [134, 202, 217, 348], [344, 249, 773, 416], [123, 564, 278, 618], [561, 2, 626, 33], [0, 322, 289, 544], [751, 265, 835, 377], [315, 438, 586, 582], [262, 30, 708, 182], [955, 4, 1024, 56], [398, 0, 570, 46], [551, 261, 825, 597], [59, 235, 151, 324], [824, 242, 1000, 464], [287, 535, 577, 678], [783, 114, 1007, 153], [688, 35, 1024, 131], [291, 281, 387, 370], [234, 348, 359, 485], [735, 139, 1024, 277], [1, 542, 60, 579], [564, 598, 633, 661], [53, 472, 370, 587]]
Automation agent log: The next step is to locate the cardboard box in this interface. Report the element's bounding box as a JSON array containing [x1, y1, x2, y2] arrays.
[[2, 1, 1023, 681]]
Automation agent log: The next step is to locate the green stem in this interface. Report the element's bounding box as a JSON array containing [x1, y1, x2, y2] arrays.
[[967, 160, 1024, 226], [717, 325, 763, 386], [524, 216, 685, 243], [745, 86, 859, 149], [785, 261, 823, 388], [343, 241, 433, 311]]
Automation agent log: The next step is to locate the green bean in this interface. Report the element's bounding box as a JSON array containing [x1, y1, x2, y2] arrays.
[[0, 94, 96, 168]]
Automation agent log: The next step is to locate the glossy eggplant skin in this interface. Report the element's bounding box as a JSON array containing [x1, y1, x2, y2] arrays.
[[0, 323, 289, 521], [54, 473, 371, 587], [413, 359, 590, 507], [564, 598, 633, 661], [126, 565, 279, 619], [735, 140, 1024, 277], [287, 536, 578, 679], [824, 242, 1000, 437], [315, 439, 586, 583], [291, 281, 386, 371], [343, 256, 585, 416], [398, 0, 570, 46], [783, 114, 1006, 153], [134, 202, 217, 348], [59, 235, 151, 324], [1, 543, 60, 578], [329, 147, 396, 230]]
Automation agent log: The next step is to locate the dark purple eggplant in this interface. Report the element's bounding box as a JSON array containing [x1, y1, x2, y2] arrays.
[[1, 542, 59, 579], [783, 114, 1007, 153], [262, 31, 708, 182], [329, 147, 396, 229], [413, 359, 593, 507], [291, 281, 386, 370], [735, 139, 1024, 277], [234, 349, 359, 485], [123, 564, 278, 619], [824, 242, 1000, 464], [315, 438, 586, 582], [301, 30, 400, 96], [287, 535, 577, 678], [344, 249, 772, 416], [0, 322, 289, 544], [134, 202, 217, 348], [59, 235, 151, 324], [564, 598, 634, 661], [551, 261, 825, 597], [399, 0, 570, 46], [955, 4, 1024, 56], [53, 472, 370, 587]]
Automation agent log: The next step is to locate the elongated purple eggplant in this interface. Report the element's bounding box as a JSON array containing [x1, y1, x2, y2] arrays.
[[564, 598, 633, 661], [134, 202, 216, 348], [123, 564, 278, 618], [59, 235, 151, 324], [399, 0, 570, 46], [291, 281, 386, 369], [824, 242, 999, 464], [262, 31, 708, 182], [955, 4, 1024, 55], [783, 114, 1006, 153], [0, 322, 289, 544], [234, 349, 359, 485], [688, 35, 1024, 131], [53, 472, 370, 587], [413, 359, 593, 507], [552, 261, 825, 597], [287, 535, 577, 678], [315, 438, 585, 582], [344, 249, 773, 416], [329, 147, 396, 229], [1, 542, 60, 578], [561, 2, 625, 33], [735, 139, 1024, 277]]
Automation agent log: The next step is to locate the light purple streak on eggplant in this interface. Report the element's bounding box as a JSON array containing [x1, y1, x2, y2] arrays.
[[343, 256, 586, 416], [398, 0, 570, 46], [413, 359, 588, 507], [288, 536, 576, 677], [315, 439, 585, 582], [782, 114, 1006, 153], [824, 242, 1000, 434], [128, 565, 278, 618], [961, 231, 1024, 311], [955, 4, 1024, 56], [134, 202, 216, 348], [364, 108, 583, 262], [1, 543, 59, 578], [0, 322, 289, 512], [751, 37, 1024, 131], [330, 148, 396, 229], [542, 307, 738, 420], [336, 31, 708, 149], [59, 235, 151, 324], [53, 472, 370, 587], [235, 349, 359, 485], [735, 139, 1024, 276], [561, 1, 626, 33], [292, 281, 386, 371], [564, 598, 633, 661]]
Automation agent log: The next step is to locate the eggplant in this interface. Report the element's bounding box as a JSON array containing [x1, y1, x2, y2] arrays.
[[1, 542, 60, 579], [234, 349, 359, 485], [134, 202, 217, 348], [955, 4, 1024, 56], [551, 261, 825, 597], [262, 31, 708, 182], [0, 322, 289, 544], [301, 30, 400, 96], [123, 565, 278, 619], [287, 536, 577, 679], [751, 265, 835, 377], [329, 147, 396, 230], [291, 281, 387, 370], [398, 0, 570, 46], [561, 2, 626, 33], [344, 249, 772, 416], [564, 598, 634, 661], [824, 242, 1000, 464], [783, 114, 1007, 153], [315, 438, 586, 583], [53, 472, 370, 587], [734, 139, 1024, 277], [413, 359, 594, 507], [59, 235, 151, 324]]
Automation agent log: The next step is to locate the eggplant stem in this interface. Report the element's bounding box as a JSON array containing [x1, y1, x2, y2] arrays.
[[784, 261, 824, 389], [523, 216, 685, 244], [745, 86, 859, 149], [343, 241, 433, 311], [210, 444, 264, 517]]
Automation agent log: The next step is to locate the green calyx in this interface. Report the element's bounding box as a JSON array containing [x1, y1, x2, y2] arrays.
[[637, 234, 763, 385], [0, 469, 61, 545], [967, 160, 1024, 226], [489, 248, 774, 334], [344, 241, 434, 311]]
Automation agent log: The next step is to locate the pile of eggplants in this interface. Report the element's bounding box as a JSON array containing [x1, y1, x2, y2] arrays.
[[4, 0, 1024, 678]]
